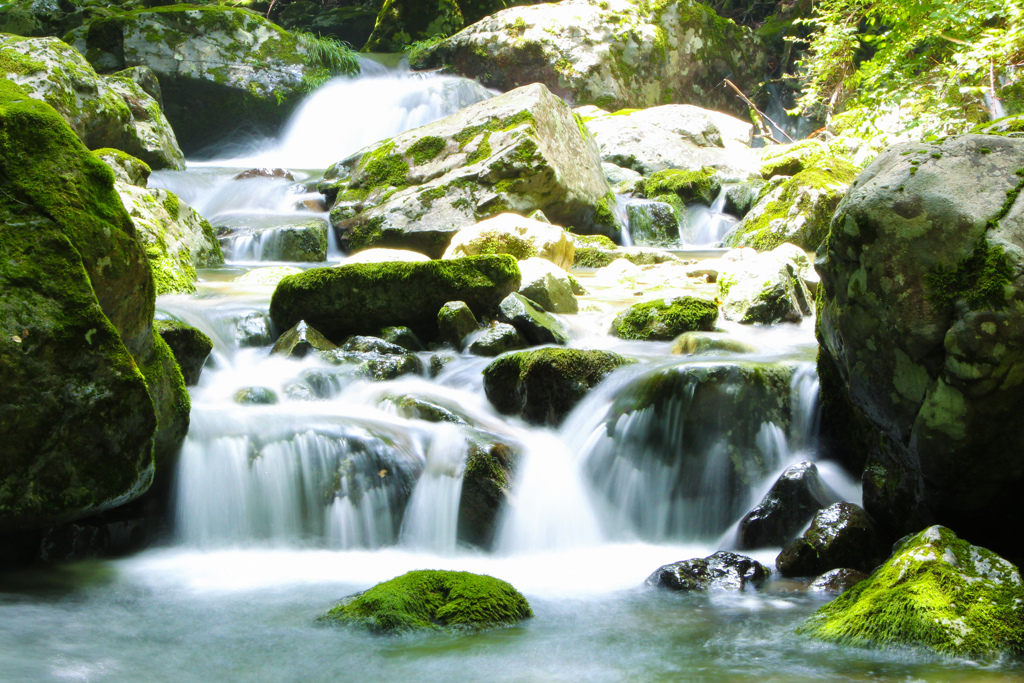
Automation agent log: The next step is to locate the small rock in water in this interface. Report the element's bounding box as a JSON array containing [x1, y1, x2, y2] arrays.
[[233, 167, 295, 181], [645, 551, 769, 591], [437, 301, 479, 349], [467, 322, 528, 357], [271, 320, 337, 358], [776, 502, 885, 577], [234, 387, 279, 405], [736, 461, 840, 549], [809, 568, 868, 594]]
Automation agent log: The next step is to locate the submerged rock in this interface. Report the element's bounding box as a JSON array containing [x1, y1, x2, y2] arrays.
[[155, 320, 213, 386], [737, 461, 840, 550], [798, 526, 1024, 659], [269, 255, 520, 343], [671, 331, 754, 355], [483, 348, 632, 425], [645, 551, 769, 591], [611, 296, 719, 341], [776, 503, 885, 577], [325, 336, 424, 381], [325, 83, 617, 256], [318, 569, 532, 633]]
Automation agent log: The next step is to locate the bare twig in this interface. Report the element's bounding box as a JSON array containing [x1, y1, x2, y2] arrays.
[[722, 79, 794, 144]]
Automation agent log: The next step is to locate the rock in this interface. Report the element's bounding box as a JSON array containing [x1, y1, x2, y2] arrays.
[[626, 201, 679, 247], [430, 351, 458, 377], [269, 255, 520, 344], [274, 2, 378, 49], [645, 551, 769, 591], [271, 320, 338, 358], [234, 266, 303, 287], [95, 149, 224, 295], [815, 136, 1024, 553], [518, 257, 578, 313], [611, 296, 719, 341], [602, 162, 642, 185], [638, 168, 722, 206], [736, 462, 840, 549], [234, 387, 279, 405], [70, 6, 358, 152], [231, 310, 274, 348], [233, 168, 295, 181], [670, 331, 754, 355], [724, 158, 859, 252], [718, 243, 815, 324], [797, 526, 1024, 659], [412, 0, 767, 119], [154, 320, 213, 386], [458, 435, 519, 549], [345, 248, 431, 264], [0, 34, 184, 170], [573, 244, 680, 269], [318, 569, 532, 633], [326, 336, 424, 381], [325, 83, 618, 256], [723, 180, 766, 219], [759, 139, 830, 179], [220, 217, 329, 262], [437, 301, 479, 349], [467, 322, 529, 357], [380, 326, 424, 351], [580, 105, 757, 179], [363, 0, 463, 52], [483, 348, 632, 425], [497, 292, 570, 345], [776, 503, 885, 577], [0, 80, 189, 533], [442, 213, 576, 270], [809, 568, 868, 594]]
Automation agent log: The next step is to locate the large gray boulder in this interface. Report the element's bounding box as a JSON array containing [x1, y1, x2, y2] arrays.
[[411, 0, 768, 118], [0, 34, 184, 169], [816, 135, 1024, 554], [325, 83, 618, 256]]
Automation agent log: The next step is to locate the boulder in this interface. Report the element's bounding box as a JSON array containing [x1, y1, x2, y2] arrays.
[[271, 320, 338, 358], [412, 0, 767, 118], [274, 2, 378, 48], [809, 568, 868, 594], [0, 34, 184, 170], [442, 213, 576, 270], [638, 167, 722, 208], [362, 0, 464, 53], [671, 331, 754, 355], [437, 300, 479, 348], [625, 200, 680, 247], [718, 243, 814, 324], [497, 292, 570, 345], [798, 526, 1024, 659], [724, 158, 859, 252], [269, 255, 520, 343], [776, 502, 885, 577], [467, 322, 529, 356], [0, 81, 188, 533], [579, 105, 756, 179], [325, 336, 424, 381], [69, 6, 358, 152], [95, 149, 224, 295], [611, 296, 719, 341], [645, 551, 769, 591], [483, 348, 632, 425], [815, 135, 1024, 553], [736, 461, 840, 549], [345, 248, 431, 264], [759, 139, 830, 179], [458, 435, 520, 549], [517, 257, 578, 313], [154, 320, 213, 386], [325, 83, 618, 256], [380, 326, 424, 351], [318, 569, 532, 633]]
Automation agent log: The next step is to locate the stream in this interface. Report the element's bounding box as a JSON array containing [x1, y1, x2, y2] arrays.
[[2, 60, 1022, 682]]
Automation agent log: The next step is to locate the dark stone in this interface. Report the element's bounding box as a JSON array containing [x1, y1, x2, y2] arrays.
[[645, 551, 769, 591], [736, 461, 840, 549], [776, 502, 885, 577], [233, 168, 295, 181], [809, 567, 869, 594], [457, 435, 519, 549], [380, 325, 424, 351], [437, 301, 478, 349], [325, 336, 425, 381], [155, 319, 213, 385], [467, 322, 528, 357], [271, 320, 337, 358]]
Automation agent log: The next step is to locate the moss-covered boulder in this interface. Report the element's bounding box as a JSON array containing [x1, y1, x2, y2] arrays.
[[815, 136, 1024, 554], [69, 5, 358, 152], [724, 158, 859, 252], [269, 255, 520, 343], [95, 149, 223, 295], [412, 0, 768, 119], [798, 526, 1024, 659], [319, 569, 532, 633], [437, 300, 479, 348], [639, 168, 722, 206], [0, 81, 188, 533], [0, 34, 184, 170], [611, 296, 718, 341], [717, 243, 814, 324], [442, 213, 576, 271], [458, 435, 519, 548], [483, 348, 632, 425], [363, 0, 464, 53], [758, 139, 830, 179], [155, 319, 213, 386], [324, 83, 618, 256]]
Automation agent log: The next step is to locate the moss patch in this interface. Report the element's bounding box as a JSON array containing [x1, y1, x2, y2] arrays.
[[640, 167, 720, 206], [612, 297, 719, 341]]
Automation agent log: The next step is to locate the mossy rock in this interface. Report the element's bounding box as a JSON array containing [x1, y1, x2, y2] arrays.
[[482, 348, 633, 425], [319, 569, 532, 634], [612, 296, 719, 341], [363, 0, 464, 53], [639, 167, 720, 206], [270, 255, 520, 344], [758, 139, 829, 179], [155, 319, 213, 386], [971, 114, 1024, 137], [458, 435, 519, 549], [798, 526, 1024, 659]]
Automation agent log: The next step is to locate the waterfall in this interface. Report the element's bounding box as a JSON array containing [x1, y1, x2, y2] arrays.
[[399, 425, 468, 554]]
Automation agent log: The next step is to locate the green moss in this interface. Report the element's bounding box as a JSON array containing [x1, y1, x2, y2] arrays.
[[641, 168, 720, 205], [355, 141, 410, 191], [797, 526, 1024, 659], [466, 131, 492, 164], [759, 140, 829, 179], [318, 569, 531, 633], [407, 135, 446, 165], [612, 297, 719, 341], [927, 240, 1013, 311]]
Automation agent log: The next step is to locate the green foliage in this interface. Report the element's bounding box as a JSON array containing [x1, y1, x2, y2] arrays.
[[296, 30, 360, 92], [795, 0, 1024, 137]]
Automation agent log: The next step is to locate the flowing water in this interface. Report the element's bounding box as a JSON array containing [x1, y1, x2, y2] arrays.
[[2, 62, 1022, 682]]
